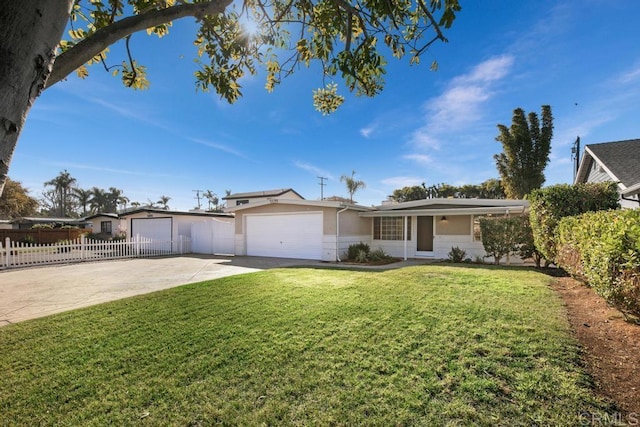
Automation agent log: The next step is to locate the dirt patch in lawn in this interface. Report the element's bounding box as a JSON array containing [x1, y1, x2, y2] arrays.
[[551, 277, 640, 416]]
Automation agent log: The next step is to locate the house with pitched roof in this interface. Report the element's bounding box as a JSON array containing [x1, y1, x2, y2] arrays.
[[227, 195, 529, 262], [222, 188, 304, 208], [575, 139, 640, 208]]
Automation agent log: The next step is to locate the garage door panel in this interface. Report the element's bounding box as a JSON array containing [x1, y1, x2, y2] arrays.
[[246, 213, 322, 260]]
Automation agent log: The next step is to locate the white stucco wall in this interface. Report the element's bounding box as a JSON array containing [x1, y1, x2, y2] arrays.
[[372, 215, 528, 264]]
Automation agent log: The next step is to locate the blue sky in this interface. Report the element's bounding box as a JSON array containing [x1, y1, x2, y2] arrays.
[[11, 1, 640, 211]]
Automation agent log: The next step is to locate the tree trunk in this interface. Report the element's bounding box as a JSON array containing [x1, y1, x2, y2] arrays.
[[0, 1, 73, 196]]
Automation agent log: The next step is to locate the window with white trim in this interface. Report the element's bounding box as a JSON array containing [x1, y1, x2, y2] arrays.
[[373, 217, 411, 240], [101, 221, 112, 234]]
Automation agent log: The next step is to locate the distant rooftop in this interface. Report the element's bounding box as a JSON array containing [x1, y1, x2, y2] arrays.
[[223, 188, 304, 200]]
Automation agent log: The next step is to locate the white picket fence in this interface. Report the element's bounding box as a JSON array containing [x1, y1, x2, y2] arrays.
[[0, 234, 192, 269]]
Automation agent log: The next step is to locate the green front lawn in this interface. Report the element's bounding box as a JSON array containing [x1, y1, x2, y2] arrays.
[[0, 265, 612, 425]]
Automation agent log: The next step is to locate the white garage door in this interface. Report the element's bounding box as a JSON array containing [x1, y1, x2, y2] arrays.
[[131, 217, 172, 251], [246, 212, 323, 260]]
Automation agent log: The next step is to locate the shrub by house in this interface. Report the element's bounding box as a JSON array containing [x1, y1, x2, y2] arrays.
[[556, 209, 640, 319], [528, 183, 619, 263]]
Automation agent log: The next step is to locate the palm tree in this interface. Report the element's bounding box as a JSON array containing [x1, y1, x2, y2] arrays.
[[73, 188, 93, 216], [89, 187, 110, 213], [340, 170, 366, 203], [157, 195, 171, 210], [44, 170, 77, 217], [203, 190, 218, 211], [106, 187, 128, 213]]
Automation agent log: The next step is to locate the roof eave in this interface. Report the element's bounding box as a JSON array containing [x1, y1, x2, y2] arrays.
[[374, 198, 529, 211], [622, 182, 640, 196], [359, 206, 527, 217], [226, 198, 373, 212]]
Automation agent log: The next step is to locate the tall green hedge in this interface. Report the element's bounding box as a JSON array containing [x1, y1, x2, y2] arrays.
[[556, 209, 640, 318], [528, 182, 619, 262]]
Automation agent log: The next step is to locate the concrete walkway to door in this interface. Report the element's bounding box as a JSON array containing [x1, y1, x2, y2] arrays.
[[0, 255, 323, 326]]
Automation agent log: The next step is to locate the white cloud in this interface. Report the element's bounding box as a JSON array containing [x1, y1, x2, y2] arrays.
[[427, 55, 514, 131], [428, 85, 491, 128], [87, 98, 173, 131], [403, 153, 433, 165], [293, 161, 335, 180], [410, 130, 441, 150], [360, 126, 375, 138], [617, 66, 640, 84], [408, 55, 514, 148], [45, 161, 177, 178], [380, 176, 424, 188], [188, 137, 247, 158], [453, 55, 514, 85]]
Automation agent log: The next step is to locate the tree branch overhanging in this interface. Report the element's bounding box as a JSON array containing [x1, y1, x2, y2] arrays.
[[47, 0, 234, 88]]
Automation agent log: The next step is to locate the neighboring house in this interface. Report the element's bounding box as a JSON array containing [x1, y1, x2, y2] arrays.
[[223, 188, 304, 208], [227, 199, 373, 261], [85, 213, 122, 238], [119, 207, 235, 254], [227, 197, 529, 262], [575, 139, 640, 208], [323, 195, 354, 204]]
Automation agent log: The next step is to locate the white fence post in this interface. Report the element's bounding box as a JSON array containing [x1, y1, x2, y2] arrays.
[[5, 237, 11, 268], [80, 234, 86, 260], [135, 234, 140, 256]]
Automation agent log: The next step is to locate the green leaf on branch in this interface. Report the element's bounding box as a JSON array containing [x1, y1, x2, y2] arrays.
[[313, 83, 345, 115]]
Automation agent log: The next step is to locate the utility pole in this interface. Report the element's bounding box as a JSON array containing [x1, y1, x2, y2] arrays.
[[318, 176, 327, 200], [193, 189, 204, 209], [571, 136, 580, 182]]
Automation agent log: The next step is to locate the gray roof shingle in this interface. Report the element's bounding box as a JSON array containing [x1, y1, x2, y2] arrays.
[[585, 139, 640, 187]]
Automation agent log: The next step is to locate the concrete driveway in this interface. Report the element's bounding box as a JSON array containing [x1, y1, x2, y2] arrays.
[[0, 255, 321, 326]]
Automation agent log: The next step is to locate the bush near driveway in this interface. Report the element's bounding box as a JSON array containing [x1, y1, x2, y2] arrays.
[[0, 266, 613, 425]]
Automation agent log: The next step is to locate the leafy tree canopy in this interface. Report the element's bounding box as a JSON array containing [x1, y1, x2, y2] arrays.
[[0, 178, 39, 220], [389, 179, 505, 203], [52, 0, 461, 114], [0, 0, 460, 198]]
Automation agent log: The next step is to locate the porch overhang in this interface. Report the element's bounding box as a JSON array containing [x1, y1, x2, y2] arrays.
[[359, 206, 527, 218], [622, 182, 640, 197]]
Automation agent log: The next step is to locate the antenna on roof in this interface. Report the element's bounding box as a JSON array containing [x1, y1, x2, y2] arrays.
[[318, 176, 327, 200], [571, 136, 580, 182]]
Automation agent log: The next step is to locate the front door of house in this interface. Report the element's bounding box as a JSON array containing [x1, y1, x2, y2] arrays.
[[417, 216, 434, 252]]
